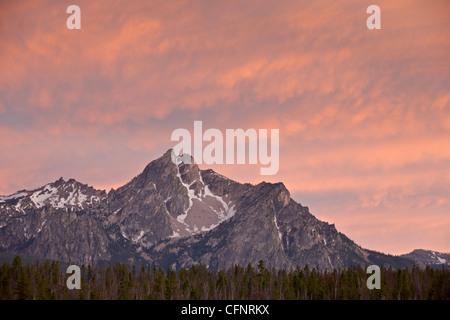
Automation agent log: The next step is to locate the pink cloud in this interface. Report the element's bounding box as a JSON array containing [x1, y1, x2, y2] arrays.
[[0, 0, 449, 254]]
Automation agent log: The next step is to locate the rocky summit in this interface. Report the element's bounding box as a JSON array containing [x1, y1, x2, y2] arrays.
[[0, 149, 427, 270]]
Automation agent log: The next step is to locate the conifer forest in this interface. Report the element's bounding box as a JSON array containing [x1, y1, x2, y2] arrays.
[[1, 256, 449, 300]]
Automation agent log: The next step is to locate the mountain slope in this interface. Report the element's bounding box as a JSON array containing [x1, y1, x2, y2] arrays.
[[0, 149, 419, 270], [400, 249, 450, 269]]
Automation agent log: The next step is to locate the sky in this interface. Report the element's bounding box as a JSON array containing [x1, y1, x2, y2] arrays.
[[0, 0, 449, 255]]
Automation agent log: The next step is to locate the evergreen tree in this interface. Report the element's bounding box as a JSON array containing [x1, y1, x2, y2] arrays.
[[118, 266, 132, 300], [15, 271, 32, 300]]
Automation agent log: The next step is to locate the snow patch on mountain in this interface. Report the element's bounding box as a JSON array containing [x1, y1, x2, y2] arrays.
[[438, 257, 447, 264], [274, 215, 282, 241], [170, 231, 180, 238], [0, 180, 105, 211], [174, 163, 236, 235], [176, 164, 195, 211], [0, 192, 28, 203], [30, 185, 58, 208]]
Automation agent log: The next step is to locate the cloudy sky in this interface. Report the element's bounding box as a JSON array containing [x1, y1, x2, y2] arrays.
[[0, 0, 449, 255]]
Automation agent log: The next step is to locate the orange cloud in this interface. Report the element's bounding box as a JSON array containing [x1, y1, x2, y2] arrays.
[[0, 0, 449, 255]]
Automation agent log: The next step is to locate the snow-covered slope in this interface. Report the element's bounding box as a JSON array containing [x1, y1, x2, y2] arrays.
[[0, 177, 105, 212]]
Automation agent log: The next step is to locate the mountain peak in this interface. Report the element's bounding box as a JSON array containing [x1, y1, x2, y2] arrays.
[[0, 177, 106, 212], [159, 148, 194, 165], [0, 148, 427, 270], [52, 177, 82, 188]]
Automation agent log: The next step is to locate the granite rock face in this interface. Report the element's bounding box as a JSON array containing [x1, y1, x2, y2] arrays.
[[0, 149, 417, 269]]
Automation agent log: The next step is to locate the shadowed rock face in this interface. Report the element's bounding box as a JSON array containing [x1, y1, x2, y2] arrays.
[[0, 149, 417, 270]]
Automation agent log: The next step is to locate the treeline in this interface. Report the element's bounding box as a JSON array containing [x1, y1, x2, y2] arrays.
[[0, 256, 449, 300]]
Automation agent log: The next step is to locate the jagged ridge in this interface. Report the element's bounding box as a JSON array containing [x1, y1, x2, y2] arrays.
[[0, 149, 426, 270]]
